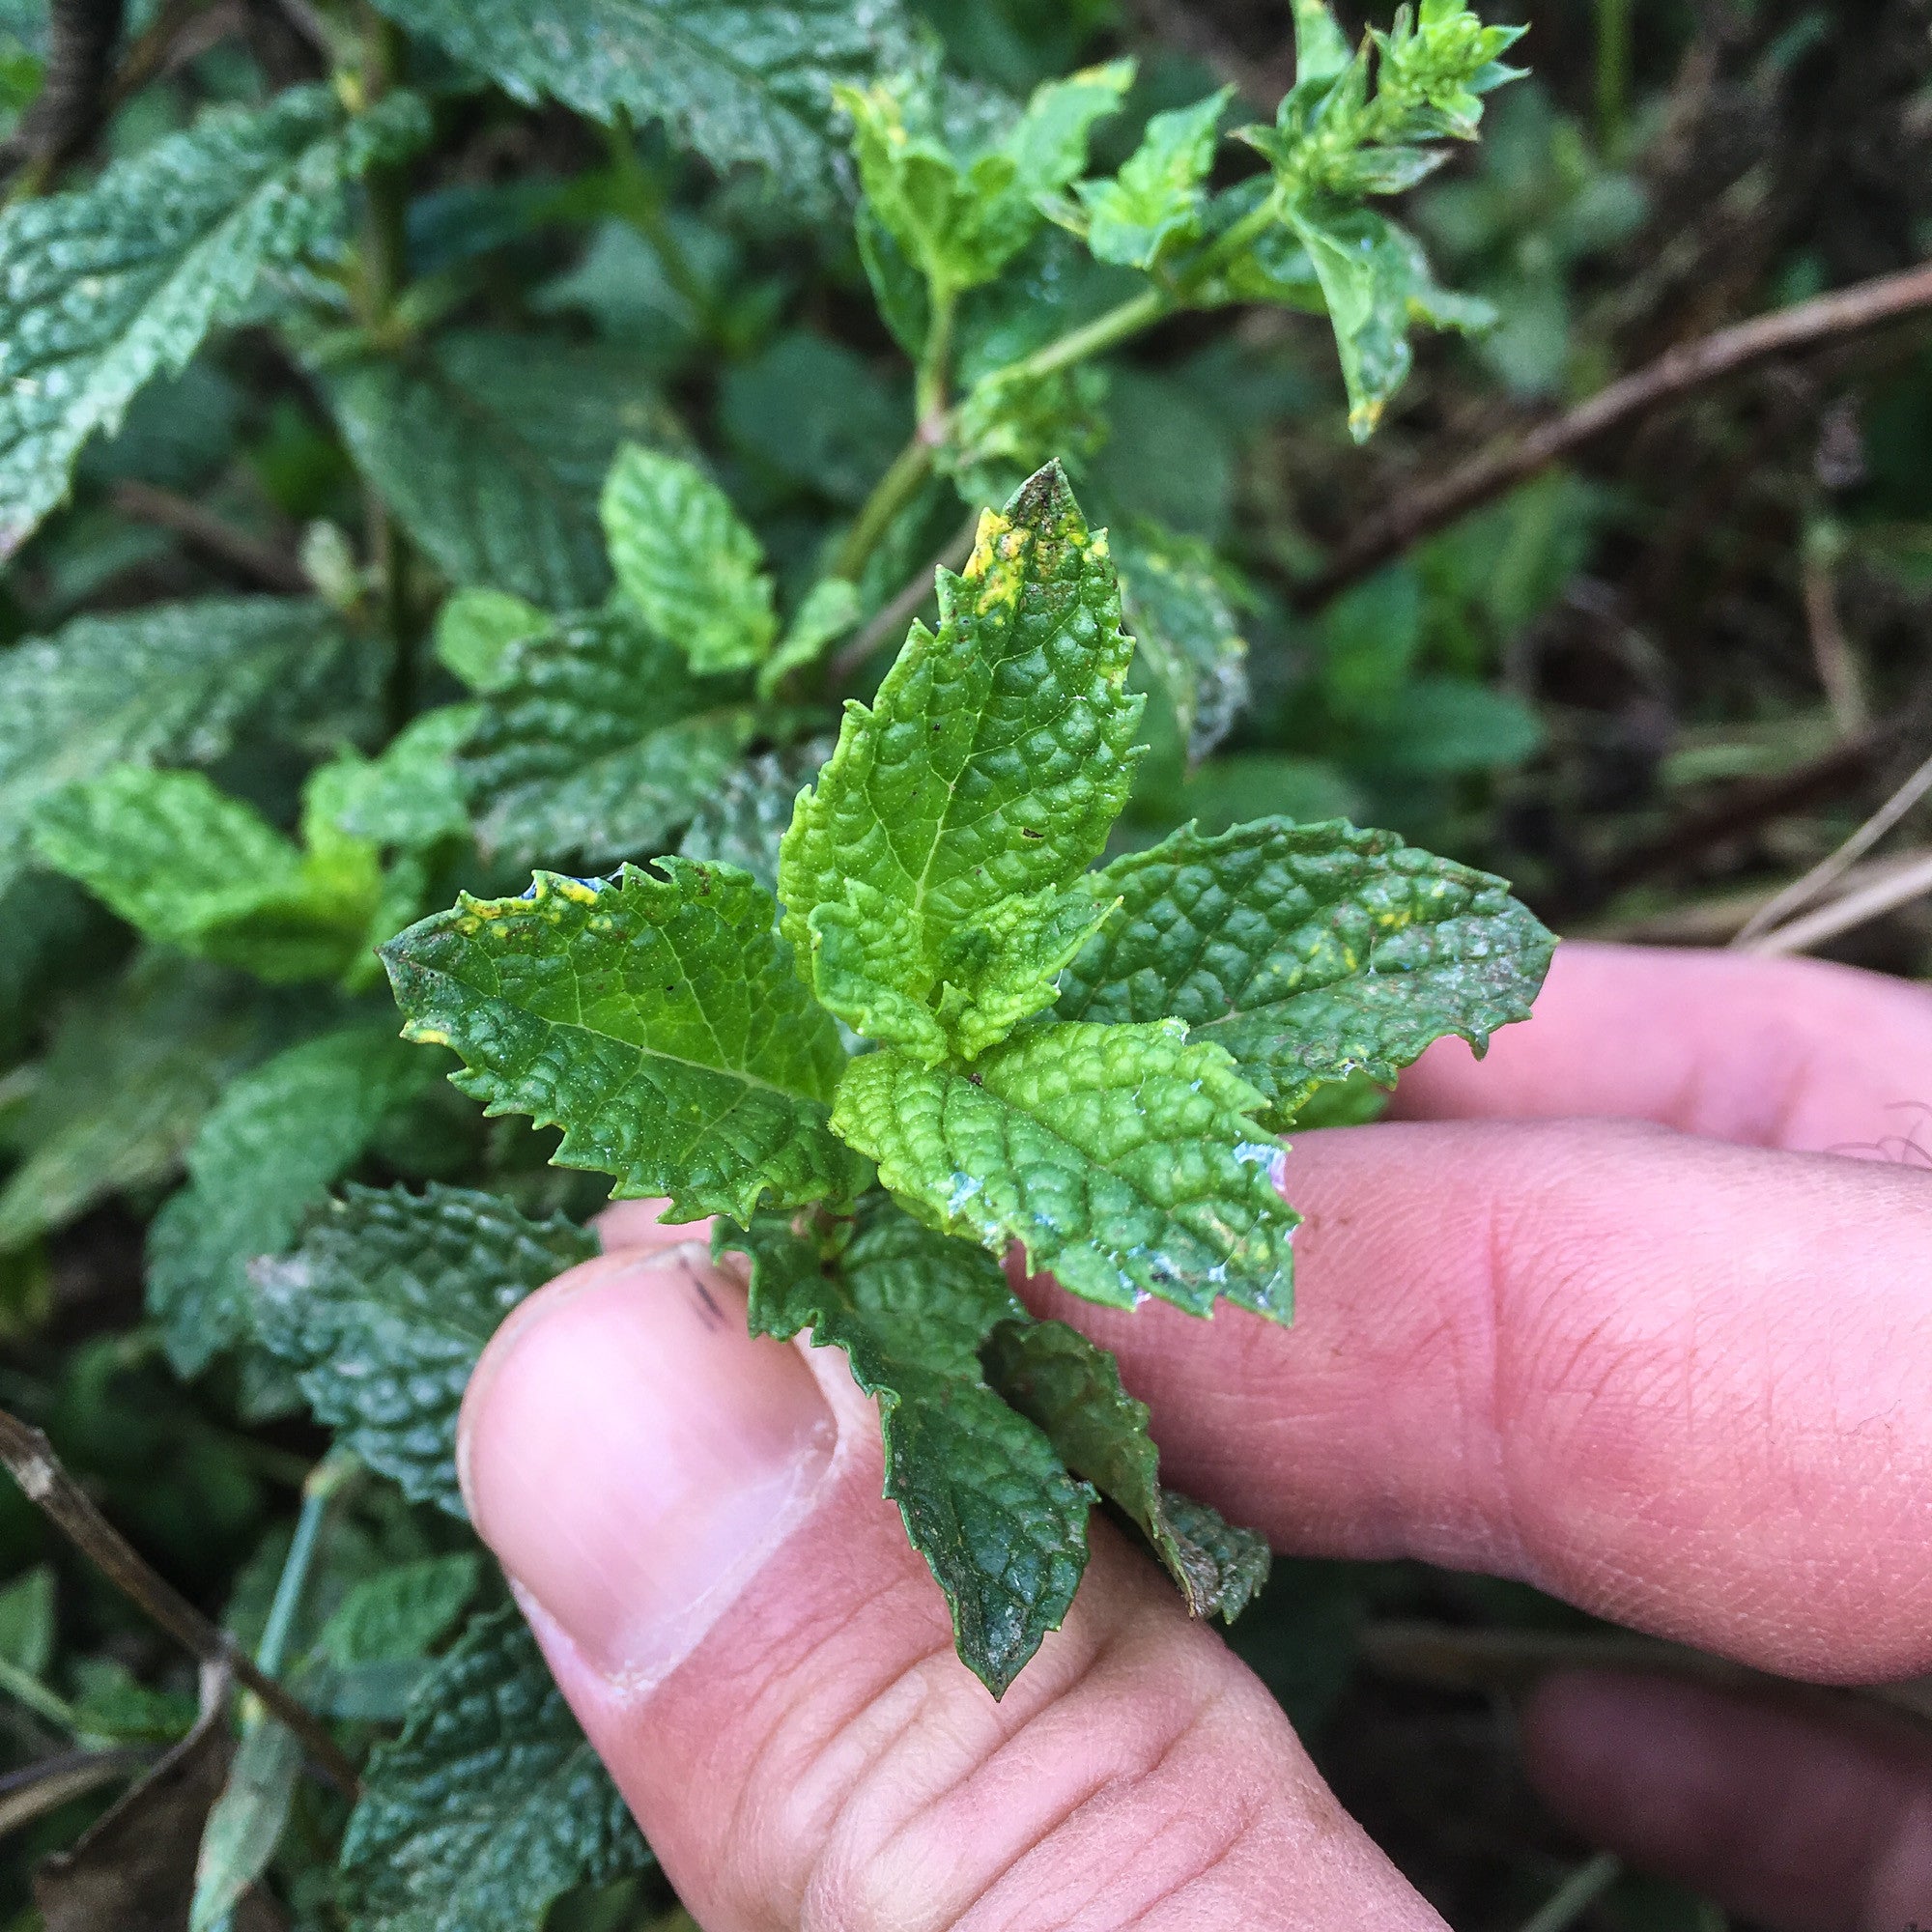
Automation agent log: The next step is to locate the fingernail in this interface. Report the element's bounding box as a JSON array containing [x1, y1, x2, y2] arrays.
[[457, 1251, 836, 1688]]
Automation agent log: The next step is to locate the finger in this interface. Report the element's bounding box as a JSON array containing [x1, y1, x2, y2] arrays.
[[1390, 942, 1932, 1153], [1520, 1671, 1932, 1932], [1017, 1119, 1932, 1681], [458, 1248, 1444, 1932]]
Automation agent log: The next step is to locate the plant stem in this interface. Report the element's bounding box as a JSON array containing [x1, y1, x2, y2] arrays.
[[831, 431, 941, 583], [915, 284, 958, 427], [255, 1452, 356, 1683], [0, 1653, 84, 1737], [1517, 1853, 1623, 1932], [0, 1406, 359, 1795], [1594, 0, 1633, 155]]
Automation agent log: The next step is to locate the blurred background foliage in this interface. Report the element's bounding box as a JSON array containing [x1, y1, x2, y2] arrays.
[[2, 0, 1931, 1927]]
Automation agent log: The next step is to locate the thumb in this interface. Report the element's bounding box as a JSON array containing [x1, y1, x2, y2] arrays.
[[456, 1240, 1439, 1932]]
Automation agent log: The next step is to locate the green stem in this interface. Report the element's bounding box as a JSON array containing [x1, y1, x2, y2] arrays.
[[254, 1452, 356, 1683], [831, 430, 940, 583], [1516, 1853, 1622, 1932], [355, 9, 408, 330], [915, 284, 958, 427], [1594, 0, 1633, 154], [603, 122, 708, 321], [0, 1652, 85, 1737]]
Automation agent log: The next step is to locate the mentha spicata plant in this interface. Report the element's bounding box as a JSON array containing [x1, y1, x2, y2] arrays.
[[381, 461, 1554, 1693]]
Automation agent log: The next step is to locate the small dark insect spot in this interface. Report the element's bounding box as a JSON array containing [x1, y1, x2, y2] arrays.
[[966, 1072, 983, 1086], [1020, 828, 1044, 839]]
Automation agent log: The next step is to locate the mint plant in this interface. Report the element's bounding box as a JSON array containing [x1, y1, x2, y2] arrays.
[[381, 457, 1552, 1693], [0, 0, 1557, 1922]]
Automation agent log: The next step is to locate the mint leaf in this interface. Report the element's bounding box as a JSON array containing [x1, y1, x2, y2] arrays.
[[756, 578, 863, 699], [304, 1554, 482, 1723], [31, 767, 382, 984], [601, 444, 778, 675], [0, 597, 373, 894], [678, 740, 832, 895], [339, 1605, 649, 1932], [778, 462, 1143, 1064], [253, 1184, 597, 1516], [839, 63, 1133, 299], [1058, 817, 1556, 1129], [983, 1319, 1268, 1621], [727, 1201, 1092, 1696], [324, 332, 672, 610], [0, 87, 427, 558], [435, 589, 548, 695], [369, 0, 919, 209], [461, 609, 755, 869], [382, 861, 865, 1220], [1286, 205, 1493, 440], [1068, 89, 1231, 270], [146, 1025, 446, 1378], [1114, 521, 1250, 762], [832, 1020, 1295, 1319], [322, 707, 480, 855], [0, 956, 274, 1252]]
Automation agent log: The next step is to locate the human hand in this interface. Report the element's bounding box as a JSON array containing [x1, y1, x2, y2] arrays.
[[454, 942, 1932, 1930]]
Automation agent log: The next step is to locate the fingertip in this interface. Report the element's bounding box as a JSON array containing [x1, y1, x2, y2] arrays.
[[594, 1195, 715, 1255]]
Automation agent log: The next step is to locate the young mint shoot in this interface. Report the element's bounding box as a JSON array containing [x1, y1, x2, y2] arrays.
[[381, 461, 1554, 1694]]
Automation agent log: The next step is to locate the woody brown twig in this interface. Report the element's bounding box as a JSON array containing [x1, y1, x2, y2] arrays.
[[0, 1407, 358, 1795]]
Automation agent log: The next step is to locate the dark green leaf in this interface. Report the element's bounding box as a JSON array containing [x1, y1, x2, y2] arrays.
[[339, 1605, 649, 1932], [1058, 817, 1556, 1128], [677, 740, 831, 895], [0, 87, 428, 558], [727, 1201, 1092, 1695], [253, 1184, 597, 1515], [460, 609, 755, 870], [983, 1319, 1268, 1620], [1114, 521, 1249, 763]]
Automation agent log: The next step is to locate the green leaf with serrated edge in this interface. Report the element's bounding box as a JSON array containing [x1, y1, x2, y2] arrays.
[[324, 332, 675, 610], [339, 1605, 649, 1932], [461, 608, 755, 870], [839, 63, 1132, 298], [982, 1318, 1268, 1621], [0, 87, 428, 560], [253, 1185, 597, 1516], [435, 589, 548, 695], [724, 1200, 1092, 1696], [0, 597, 372, 894], [756, 578, 863, 699], [31, 767, 381, 984], [368, 0, 919, 210], [1057, 817, 1555, 1130], [1291, 0, 1353, 85], [831, 1020, 1295, 1320], [778, 462, 1143, 1065], [1114, 521, 1250, 763], [678, 740, 832, 895], [147, 1025, 446, 1378], [382, 861, 865, 1220], [1070, 90, 1232, 270], [601, 444, 779, 675], [323, 707, 480, 855], [0, 955, 272, 1252]]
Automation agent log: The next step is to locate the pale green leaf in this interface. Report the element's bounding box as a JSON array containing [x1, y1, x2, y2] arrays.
[[983, 1318, 1268, 1620], [190, 1719, 300, 1932], [778, 463, 1143, 1064], [382, 861, 865, 1220], [30, 768, 381, 984], [1057, 817, 1555, 1128], [831, 1019, 1295, 1319], [0, 1567, 54, 1676], [368, 0, 920, 208], [1291, 0, 1353, 85], [0, 87, 428, 558], [727, 1200, 1092, 1696], [0, 597, 374, 894], [601, 444, 778, 675], [434, 588, 548, 694], [460, 609, 756, 869], [1072, 90, 1231, 270], [323, 707, 481, 855], [146, 1024, 447, 1378], [303, 1553, 482, 1722], [253, 1184, 597, 1516], [324, 332, 673, 610], [339, 1605, 649, 1932]]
